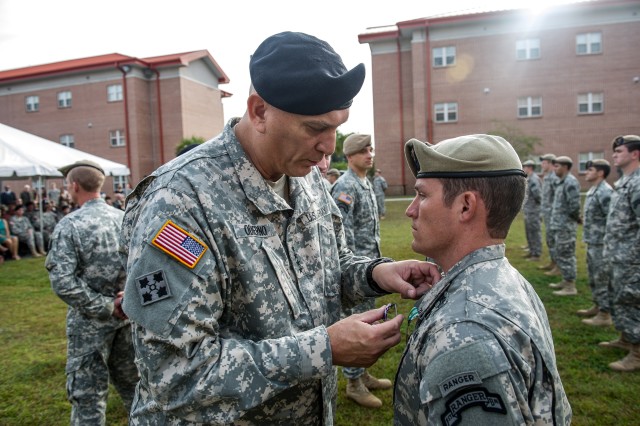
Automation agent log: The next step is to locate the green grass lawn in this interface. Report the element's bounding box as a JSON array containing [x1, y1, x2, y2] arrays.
[[1, 197, 637, 424]]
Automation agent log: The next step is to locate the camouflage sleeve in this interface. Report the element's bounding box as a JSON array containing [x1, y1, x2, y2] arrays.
[[122, 188, 334, 421], [45, 221, 115, 320], [631, 178, 640, 219], [600, 186, 612, 216], [331, 182, 355, 250], [567, 180, 582, 222], [419, 322, 550, 425], [530, 179, 542, 204]]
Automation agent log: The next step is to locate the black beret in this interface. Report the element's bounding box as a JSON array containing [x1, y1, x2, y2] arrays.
[[250, 31, 366, 116]]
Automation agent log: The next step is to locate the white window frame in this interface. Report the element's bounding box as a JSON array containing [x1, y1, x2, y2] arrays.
[[109, 129, 126, 147], [516, 39, 540, 60], [433, 46, 456, 68], [579, 152, 605, 173], [107, 84, 123, 102], [517, 96, 542, 118], [576, 32, 602, 55], [112, 175, 128, 193], [57, 91, 72, 108], [25, 95, 39, 112], [434, 102, 458, 123], [59, 134, 75, 148], [578, 92, 603, 114]]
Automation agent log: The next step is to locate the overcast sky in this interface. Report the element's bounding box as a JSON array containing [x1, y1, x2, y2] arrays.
[[0, 0, 574, 136]]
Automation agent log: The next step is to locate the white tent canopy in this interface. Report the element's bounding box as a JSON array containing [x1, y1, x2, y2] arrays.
[[0, 123, 130, 178]]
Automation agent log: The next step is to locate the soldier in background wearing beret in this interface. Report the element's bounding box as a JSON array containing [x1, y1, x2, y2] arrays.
[[577, 159, 613, 326], [538, 153, 559, 272], [522, 160, 542, 261], [331, 133, 392, 408], [45, 160, 138, 425], [120, 31, 440, 425], [395, 134, 571, 425], [599, 135, 640, 371], [547, 156, 581, 295]]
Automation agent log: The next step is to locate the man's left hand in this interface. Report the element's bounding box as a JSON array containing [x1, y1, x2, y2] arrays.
[[372, 260, 441, 299]]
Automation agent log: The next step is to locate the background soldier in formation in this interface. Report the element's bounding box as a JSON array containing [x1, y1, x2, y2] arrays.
[[538, 153, 558, 272], [547, 156, 581, 296], [600, 135, 640, 371], [331, 134, 391, 408], [522, 160, 542, 261], [372, 168, 388, 219], [395, 134, 571, 425], [120, 32, 438, 425], [45, 160, 138, 425], [578, 159, 613, 327]]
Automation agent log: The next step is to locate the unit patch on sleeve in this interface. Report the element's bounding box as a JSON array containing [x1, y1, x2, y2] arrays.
[[337, 192, 353, 205], [136, 270, 172, 305], [441, 387, 506, 426], [439, 371, 482, 397], [151, 220, 207, 268]]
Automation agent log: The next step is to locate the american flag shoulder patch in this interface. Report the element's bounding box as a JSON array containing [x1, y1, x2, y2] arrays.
[[151, 220, 207, 269], [337, 192, 353, 205]]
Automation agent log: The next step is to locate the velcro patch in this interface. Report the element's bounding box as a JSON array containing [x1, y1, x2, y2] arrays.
[[439, 371, 481, 397], [136, 270, 172, 305], [337, 192, 353, 205], [152, 220, 207, 268], [441, 387, 506, 426]]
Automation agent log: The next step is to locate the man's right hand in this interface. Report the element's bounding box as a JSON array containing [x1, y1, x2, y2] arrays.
[[327, 305, 403, 367]]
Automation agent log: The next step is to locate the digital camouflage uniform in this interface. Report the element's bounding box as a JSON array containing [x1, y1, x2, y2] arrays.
[[395, 245, 572, 425], [9, 213, 44, 254], [29, 209, 58, 249], [121, 118, 384, 425], [583, 180, 613, 312], [372, 174, 388, 218], [603, 168, 640, 343], [549, 173, 581, 281], [524, 171, 542, 257], [331, 168, 381, 379], [45, 198, 138, 425], [541, 171, 558, 260]]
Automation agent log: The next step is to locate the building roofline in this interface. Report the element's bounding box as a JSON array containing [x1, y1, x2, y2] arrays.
[[0, 50, 230, 84]]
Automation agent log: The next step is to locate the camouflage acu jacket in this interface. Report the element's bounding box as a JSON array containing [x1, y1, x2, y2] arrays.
[[604, 168, 640, 264]]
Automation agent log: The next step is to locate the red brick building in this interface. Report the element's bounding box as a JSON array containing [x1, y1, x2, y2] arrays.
[[359, 0, 640, 194], [0, 51, 229, 194]]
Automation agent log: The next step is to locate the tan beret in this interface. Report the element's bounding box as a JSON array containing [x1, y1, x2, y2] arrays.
[[343, 134, 372, 156], [539, 153, 556, 161], [522, 160, 536, 167], [552, 156, 573, 166], [586, 159, 610, 168], [612, 135, 640, 149], [404, 134, 526, 179], [326, 168, 341, 177], [58, 159, 105, 177]]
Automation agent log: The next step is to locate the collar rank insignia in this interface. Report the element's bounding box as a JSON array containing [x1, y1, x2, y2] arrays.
[[136, 270, 171, 305], [152, 220, 207, 269]]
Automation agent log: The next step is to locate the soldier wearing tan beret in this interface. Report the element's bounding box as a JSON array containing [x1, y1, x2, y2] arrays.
[[394, 134, 571, 425]]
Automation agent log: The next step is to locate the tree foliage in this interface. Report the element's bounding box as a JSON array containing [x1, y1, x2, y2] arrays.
[[175, 136, 206, 157], [486, 120, 540, 160]]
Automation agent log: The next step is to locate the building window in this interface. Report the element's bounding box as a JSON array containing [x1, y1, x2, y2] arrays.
[[516, 39, 540, 60], [113, 175, 128, 193], [25, 95, 39, 112], [576, 32, 602, 55], [578, 92, 603, 114], [107, 84, 123, 102], [57, 91, 72, 108], [579, 152, 605, 173], [518, 96, 542, 118], [434, 102, 458, 123], [433, 46, 456, 67], [109, 130, 126, 147], [60, 134, 75, 148]]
